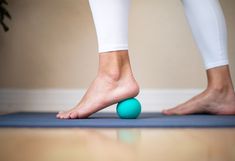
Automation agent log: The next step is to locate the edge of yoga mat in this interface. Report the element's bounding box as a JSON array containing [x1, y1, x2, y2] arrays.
[[0, 112, 235, 128]]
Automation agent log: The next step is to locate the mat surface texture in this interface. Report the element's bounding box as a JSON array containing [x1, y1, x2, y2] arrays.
[[0, 112, 235, 128]]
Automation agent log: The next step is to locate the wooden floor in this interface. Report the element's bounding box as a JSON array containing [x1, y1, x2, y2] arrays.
[[0, 128, 235, 161]]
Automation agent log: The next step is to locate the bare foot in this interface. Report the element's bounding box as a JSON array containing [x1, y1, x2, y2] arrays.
[[163, 66, 235, 115], [57, 51, 139, 119], [57, 75, 139, 119], [162, 87, 235, 115]]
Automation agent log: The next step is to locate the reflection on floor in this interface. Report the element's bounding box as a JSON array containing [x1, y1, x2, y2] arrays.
[[0, 128, 235, 161]]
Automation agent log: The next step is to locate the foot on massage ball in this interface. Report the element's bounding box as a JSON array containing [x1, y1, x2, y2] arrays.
[[116, 98, 141, 119]]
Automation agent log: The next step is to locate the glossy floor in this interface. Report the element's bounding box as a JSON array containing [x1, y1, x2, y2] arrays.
[[0, 128, 235, 161]]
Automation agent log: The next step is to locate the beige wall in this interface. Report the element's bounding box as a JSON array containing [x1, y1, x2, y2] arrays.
[[0, 0, 234, 89]]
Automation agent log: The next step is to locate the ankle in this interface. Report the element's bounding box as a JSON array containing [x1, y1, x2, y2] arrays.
[[98, 50, 133, 81], [207, 82, 234, 96], [207, 65, 234, 94]]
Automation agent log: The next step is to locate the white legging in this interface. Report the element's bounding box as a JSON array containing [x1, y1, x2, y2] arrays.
[[89, 0, 229, 69]]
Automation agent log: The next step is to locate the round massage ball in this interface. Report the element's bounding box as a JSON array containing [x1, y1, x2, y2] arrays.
[[116, 98, 141, 119]]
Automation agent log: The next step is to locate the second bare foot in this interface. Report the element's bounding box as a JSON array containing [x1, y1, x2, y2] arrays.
[[163, 87, 235, 115]]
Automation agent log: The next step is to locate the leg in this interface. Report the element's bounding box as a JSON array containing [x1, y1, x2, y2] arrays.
[[57, 0, 139, 119], [163, 0, 235, 115]]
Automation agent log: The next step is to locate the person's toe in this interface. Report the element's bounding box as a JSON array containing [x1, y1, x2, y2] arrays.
[[56, 111, 66, 119], [69, 111, 80, 119], [63, 112, 72, 119], [58, 112, 68, 119], [56, 113, 63, 119], [162, 106, 182, 115], [163, 104, 206, 115]]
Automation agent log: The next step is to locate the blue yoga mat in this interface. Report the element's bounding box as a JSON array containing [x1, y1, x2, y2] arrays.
[[0, 112, 235, 128]]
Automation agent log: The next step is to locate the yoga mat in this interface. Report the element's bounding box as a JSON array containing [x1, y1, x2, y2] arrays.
[[0, 112, 235, 128]]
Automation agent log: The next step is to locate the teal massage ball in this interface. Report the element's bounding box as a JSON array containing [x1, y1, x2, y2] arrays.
[[116, 98, 141, 119]]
